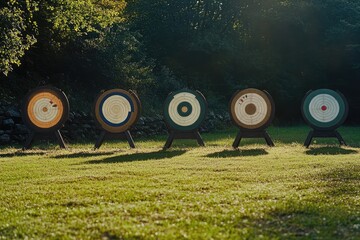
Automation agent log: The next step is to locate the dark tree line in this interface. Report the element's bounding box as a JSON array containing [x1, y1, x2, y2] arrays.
[[1, 0, 360, 123]]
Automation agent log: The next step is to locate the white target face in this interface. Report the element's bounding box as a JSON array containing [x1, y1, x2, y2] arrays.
[[168, 92, 201, 126], [309, 94, 340, 123], [102, 95, 131, 124], [234, 93, 269, 126], [33, 98, 59, 123]]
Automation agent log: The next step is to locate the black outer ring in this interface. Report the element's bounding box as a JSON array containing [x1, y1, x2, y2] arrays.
[[301, 90, 349, 131], [92, 89, 142, 132], [129, 90, 142, 125], [229, 89, 276, 131], [163, 89, 208, 132], [21, 86, 69, 133]]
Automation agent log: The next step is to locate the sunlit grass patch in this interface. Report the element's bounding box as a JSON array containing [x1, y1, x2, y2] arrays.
[[0, 126, 359, 239]]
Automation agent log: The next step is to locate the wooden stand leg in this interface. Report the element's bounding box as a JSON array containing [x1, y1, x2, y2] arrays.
[[335, 130, 347, 146], [94, 131, 106, 150], [304, 131, 314, 148], [163, 130, 205, 150], [232, 132, 242, 149], [23, 130, 66, 150], [304, 129, 347, 148], [163, 131, 175, 150], [264, 131, 275, 147], [233, 130, 275, 149], [54, 130, 67, 149], [23, 132, 35, 150], [195, 131, 205, 147], [94, 130, 136, 150], [125, 130, 136, 148]]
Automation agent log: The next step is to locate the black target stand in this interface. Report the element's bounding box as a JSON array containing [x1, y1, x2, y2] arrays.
[[163, 129, 205, 150], [23, 130, 67, 150], [94, 130, 135, 150], [304, 130, 346, 148], [232, 129, 275, 149]]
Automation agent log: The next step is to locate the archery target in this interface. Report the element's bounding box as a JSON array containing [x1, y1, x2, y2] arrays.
[[22, 86, 69, 132], [164, 89, 207, 131], [230, 88, 275, 130], [94, 89, 140, 133], [302, 89, 348, 130]]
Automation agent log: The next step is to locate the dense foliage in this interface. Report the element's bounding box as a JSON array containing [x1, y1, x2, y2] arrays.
[[1, 0, 359, 122], [0, 0, 37, 75]]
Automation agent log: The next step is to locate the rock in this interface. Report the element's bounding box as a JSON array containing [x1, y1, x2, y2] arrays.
[[2, 118, 15, 129], [15, 124, 29, 134], [0, 134, 11, 144], [0, 116, 4, 126], [5, 108, 21, 118], [12, 134, 25, 142], [137, 131, 145, 136], [0, 107, 232, 145], [147, 117, 155, 122], [138, 117, 145, 125], [82, 124, 92, 129]]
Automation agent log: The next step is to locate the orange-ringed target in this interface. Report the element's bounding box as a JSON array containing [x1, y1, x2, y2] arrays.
[[22, 86, 69, 133]]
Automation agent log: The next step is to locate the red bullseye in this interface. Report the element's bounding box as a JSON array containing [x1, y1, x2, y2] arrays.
[[321, 105, 327, 111]]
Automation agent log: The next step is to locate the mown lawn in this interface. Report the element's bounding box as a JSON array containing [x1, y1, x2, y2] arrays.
[[0, 126, 359, 239]]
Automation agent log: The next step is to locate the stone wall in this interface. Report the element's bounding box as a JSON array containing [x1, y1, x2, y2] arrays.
[[0, 101, 232, 145]]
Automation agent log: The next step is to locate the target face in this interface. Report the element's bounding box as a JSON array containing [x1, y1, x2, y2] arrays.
[[94, 89, 140, 133], [164, 89, 207, 131], [22, 86, 69, 132], [302, 89, 348, 130], [230, 88, 275, 130]]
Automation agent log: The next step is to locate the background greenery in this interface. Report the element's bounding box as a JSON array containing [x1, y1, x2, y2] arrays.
[[1, 0, 360, 122]]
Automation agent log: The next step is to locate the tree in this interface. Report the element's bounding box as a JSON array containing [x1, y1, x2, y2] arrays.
[[0, 0, 37, 75]]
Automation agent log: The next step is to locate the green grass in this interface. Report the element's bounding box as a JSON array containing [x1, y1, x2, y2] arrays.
[[0, 126, 359, 239]]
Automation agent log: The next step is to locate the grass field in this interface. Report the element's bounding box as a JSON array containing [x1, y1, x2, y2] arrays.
[[0, 126, 359, 239]]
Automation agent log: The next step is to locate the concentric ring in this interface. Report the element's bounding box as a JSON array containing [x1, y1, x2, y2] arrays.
[[230, 88, 275, 130], [164, 89, 207, 131], [302, 89, 348, 130], [94, 89, 141, 133], [22, 86, 69, 132]]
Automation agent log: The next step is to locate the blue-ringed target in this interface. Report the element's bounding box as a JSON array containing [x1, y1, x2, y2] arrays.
[[302, 89, 348, 130], [164, 89, 207, 131], [22, 86, 69, 133], [94, 89, 141, 133], [230, 88, 275, 130]]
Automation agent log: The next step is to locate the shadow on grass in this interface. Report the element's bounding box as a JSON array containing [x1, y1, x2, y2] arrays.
[[206, 149, 268, 158], [82, 150, 186, 164], [253, 165, 360, 238], [52, 151, 116, 159], [306, 147, 358, 156], [252, 201, 359, 239], [0, 151, 47, 157], [320, 165, 360, 197]]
